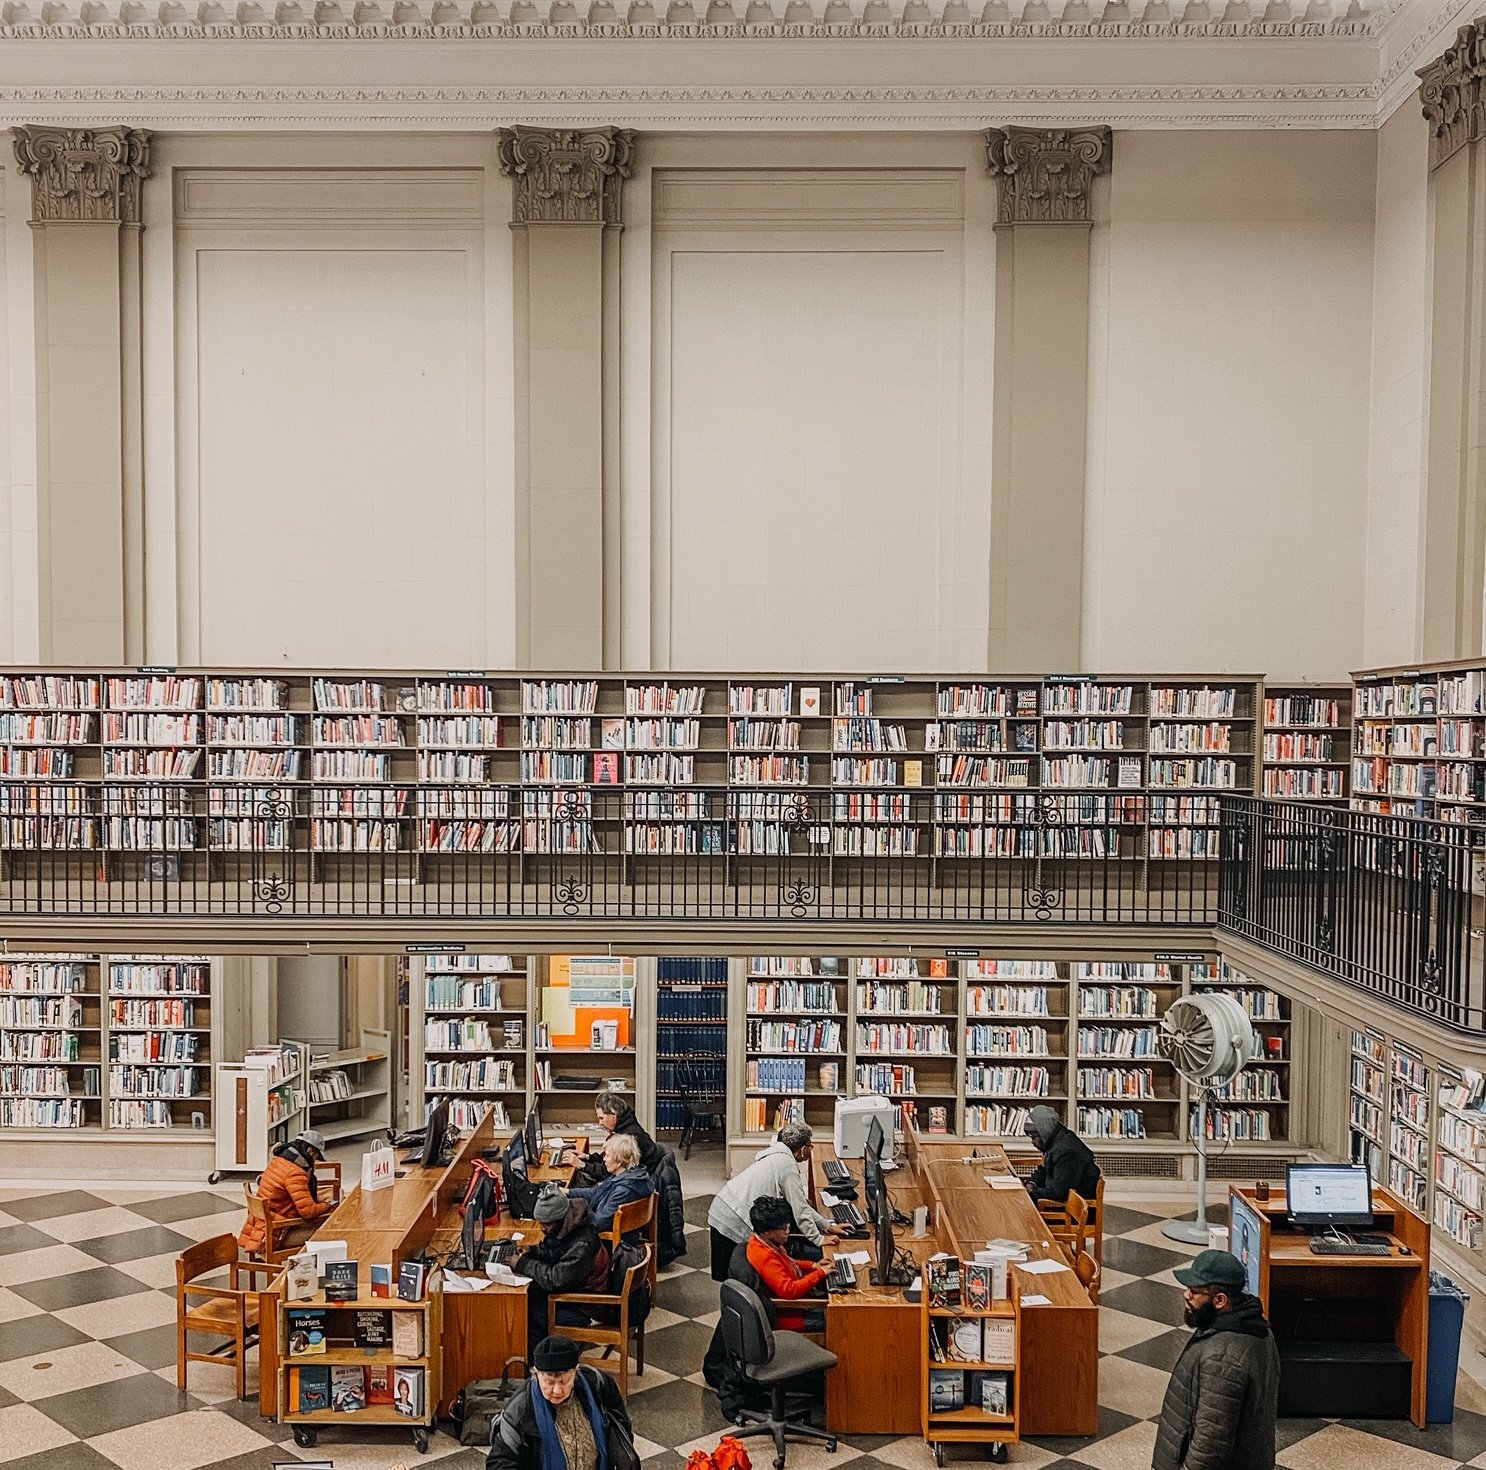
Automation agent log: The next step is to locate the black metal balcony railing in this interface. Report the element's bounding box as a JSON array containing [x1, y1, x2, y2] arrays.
[[0, 781, 1217, 926], [1217, 796, 1485, 1037]]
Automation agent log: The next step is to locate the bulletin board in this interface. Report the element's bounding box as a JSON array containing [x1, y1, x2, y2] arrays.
[[541, 955, 636, 1050]]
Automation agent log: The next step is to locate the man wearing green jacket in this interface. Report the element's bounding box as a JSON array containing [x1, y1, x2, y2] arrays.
[[1152, 1249, 1279, 1470]]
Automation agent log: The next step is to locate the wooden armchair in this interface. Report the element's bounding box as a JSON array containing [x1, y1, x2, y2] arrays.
[[177, 1234, 276, 1400], [547, 1244, 651, 1394], [317, 1161, 343, 1207], [1073, 1249, 1101, 1304], [607, 1195, 659, 1301], [1037, 1177, 1105, 1264]]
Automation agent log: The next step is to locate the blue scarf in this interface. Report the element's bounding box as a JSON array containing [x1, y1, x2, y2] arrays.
[[530, 1369, 610, 1470]]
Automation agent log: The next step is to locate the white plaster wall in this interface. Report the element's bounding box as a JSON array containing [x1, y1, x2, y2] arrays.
[[1084, 132, 1375, 681], [1364, 104, 1430, 667]]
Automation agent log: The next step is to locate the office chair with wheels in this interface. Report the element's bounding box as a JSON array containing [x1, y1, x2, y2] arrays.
[[719, 1279, 839, 1470]]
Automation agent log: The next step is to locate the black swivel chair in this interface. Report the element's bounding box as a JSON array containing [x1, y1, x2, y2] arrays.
[[718, 1280, 839, 1470]]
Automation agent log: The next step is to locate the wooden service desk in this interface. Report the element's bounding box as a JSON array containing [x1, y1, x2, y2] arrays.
[[814, 1137, 1097, 1438], [1230, 1183, 1430, 1428], [259, 1118, 589, 1421]]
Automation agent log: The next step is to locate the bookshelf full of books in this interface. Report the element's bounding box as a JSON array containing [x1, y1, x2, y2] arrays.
[[311, 678, 410, 857], [1434, 1067, 1485, 1254], [416, 679, 520, 858], [1074, 962, 1183, 1141], [743, 955, 846, 1135], [963, 959, 1062, 1140], [1350, 660, 1486, 827], [655, 956, 728, 1135], [420, 954, 528, 1135], [107, 954, 213, 1130], [1348, 1027, 1388, 1181], [1189, 960, 1290, 1144], [206, 677, 300, 854], [854, 955, 958, 1134], [1145, 682, 1256, 861], [921, 1255, 1019, 1459], [1259, 684, 1351, 804], [1388, 1042, 1431, 1213], [0, 953, 101, 1129]]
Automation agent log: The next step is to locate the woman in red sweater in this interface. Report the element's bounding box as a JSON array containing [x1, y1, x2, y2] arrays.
[[744, 1195, 831, 1332]]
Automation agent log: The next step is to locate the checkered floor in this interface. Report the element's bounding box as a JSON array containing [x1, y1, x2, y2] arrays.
[[0, 1166, 1484, 1470]]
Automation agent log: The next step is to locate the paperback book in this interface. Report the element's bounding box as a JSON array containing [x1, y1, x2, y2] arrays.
[[330, 1365, 367, 1412], [928, 1369, 965, 1412], [287, 1308, 328, 1357]]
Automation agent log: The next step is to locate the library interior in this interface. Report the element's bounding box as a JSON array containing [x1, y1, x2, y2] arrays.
[[7, 9, 1486, 1470]]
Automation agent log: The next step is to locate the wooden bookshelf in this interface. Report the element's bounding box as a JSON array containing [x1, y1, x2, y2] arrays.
[[1349, 1027, 1388, 1181], [419, 953, 528, 1134], [654, 955, 728, 1135], [1260, 682, 1350, 804], [107, 954, 214, 1131], [0, 953, 101, 1129]]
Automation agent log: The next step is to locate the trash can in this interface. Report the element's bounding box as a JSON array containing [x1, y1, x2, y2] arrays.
[[1427, 1271, 1471, 1424]]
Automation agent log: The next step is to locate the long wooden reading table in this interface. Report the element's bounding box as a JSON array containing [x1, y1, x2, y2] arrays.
[[259, 1113, 587, 1421], [813, 1133, 1098, 1437]]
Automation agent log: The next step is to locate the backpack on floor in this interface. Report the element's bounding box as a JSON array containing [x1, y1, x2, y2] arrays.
[[451, 1357, 528, 1447]]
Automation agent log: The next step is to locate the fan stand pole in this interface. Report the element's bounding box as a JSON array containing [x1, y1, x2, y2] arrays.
[[1163, 1089, 1217, 1246]]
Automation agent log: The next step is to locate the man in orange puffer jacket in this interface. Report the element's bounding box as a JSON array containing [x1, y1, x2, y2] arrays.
[[237, 1129, 335, 1255]]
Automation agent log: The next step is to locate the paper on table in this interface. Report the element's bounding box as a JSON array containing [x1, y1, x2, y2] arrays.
[[840, 1250, 871, 1266], [821, 1191, 841, 1208], [1020, 1293, 1053, 1306], [987, 1177, 1023, 1190], [486, 1261, 532, 1286], [1015, 1258, 1070, 1275]]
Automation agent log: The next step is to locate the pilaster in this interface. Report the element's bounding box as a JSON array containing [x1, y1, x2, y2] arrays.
[[12, 125, 150, 664], [984, 126, 1111, 670], [498, 125, 633, 669]]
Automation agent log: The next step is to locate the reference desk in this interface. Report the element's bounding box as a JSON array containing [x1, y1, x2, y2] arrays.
[[814, 1135, 1098, 1437], [259, 1114, 586, 1422]]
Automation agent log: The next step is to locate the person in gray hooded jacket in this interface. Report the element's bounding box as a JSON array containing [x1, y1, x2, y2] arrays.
[[1152, 1249, 1279, 1470], [1022, 1103, 1101, 1206]]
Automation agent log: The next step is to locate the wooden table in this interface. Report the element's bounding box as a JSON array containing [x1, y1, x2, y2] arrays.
[[816, 1135, 1098, 1438], [259, 1117, 591, 1421]]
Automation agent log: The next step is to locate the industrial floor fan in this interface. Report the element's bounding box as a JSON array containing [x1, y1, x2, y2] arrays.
[[1158, 990, 1262, 1246]]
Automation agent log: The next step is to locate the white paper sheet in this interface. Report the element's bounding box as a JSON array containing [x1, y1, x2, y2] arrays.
[[1019, 1293, 1053, 1306], [486, 1262, 532, 1286], [987, 1177, 1023, 1190], [839, 1250, 871, 1266], [821, 1191, 842, 1208], [1014, 1258, 1070, 1275]]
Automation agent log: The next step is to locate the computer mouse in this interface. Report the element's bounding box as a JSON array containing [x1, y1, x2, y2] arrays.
[[1399, 1244, 1411, 1254]]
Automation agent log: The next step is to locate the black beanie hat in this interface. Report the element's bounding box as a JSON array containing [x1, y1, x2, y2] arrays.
[[531, 1335, 583, 1372]]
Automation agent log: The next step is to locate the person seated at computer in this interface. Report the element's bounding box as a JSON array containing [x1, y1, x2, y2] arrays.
[[564, 1090, 662, 1182], [237, 1128, 335, 1256], [1022, 1104, 1101, 1207], [706, 1122, 854, 1281], [741, 1195, 831, 1332], [567, 1134, 655, 1234], [513, 1184, 612, 1350]]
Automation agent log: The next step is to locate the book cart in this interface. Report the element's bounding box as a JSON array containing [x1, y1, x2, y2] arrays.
[[277, 1288, 442, 1452], [921, 1272, 1019, 1465]]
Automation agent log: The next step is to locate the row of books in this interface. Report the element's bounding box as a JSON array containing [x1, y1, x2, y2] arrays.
[[423, 1018, 523, 1052], [425, 1059, 518, 1091], [287, 1364, 425, 1417]]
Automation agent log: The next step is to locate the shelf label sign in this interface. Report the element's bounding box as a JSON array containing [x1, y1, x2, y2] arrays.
[[945, 948, 981, 957], [1155, 952, 1207, 963], [406, 943, 466, 954]]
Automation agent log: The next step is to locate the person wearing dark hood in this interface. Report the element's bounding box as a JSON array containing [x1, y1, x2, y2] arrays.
[[485, 1334, 635, 1470], [1152, 1249, 1279, 1470], [237, 1127, 335, 1255], [1022, 1103, 1101, 1206], [565, 1091, 662, 1181], [514, 1184, 612, 1350]]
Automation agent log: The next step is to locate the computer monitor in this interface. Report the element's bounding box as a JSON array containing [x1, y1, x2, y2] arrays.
[[522, 1099, 541, 1164], [420, 1098, 452, 1168], [863, 1147, 884, 1226], [875, 1188, 895, 1282], [865, 1113, 886, 1165], [1286, 1162, 1374, 1228], [459, 1193, 487, 1270]]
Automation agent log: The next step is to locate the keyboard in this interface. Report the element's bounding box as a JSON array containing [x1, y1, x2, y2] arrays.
[[1308, 1238, 1391, 1257], [823, 1159, 852, 1185], [824, 1258, 857, 1293], [485, 1237, 520, 1266], [831, 1202, 866, 1230]]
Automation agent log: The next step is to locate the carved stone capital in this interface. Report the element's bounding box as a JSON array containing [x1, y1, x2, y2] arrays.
[[983, 125, 1112, 226], [495, 125, 635, 226], [12, 125, 151, 224], [1419, 19, 1486, 174]]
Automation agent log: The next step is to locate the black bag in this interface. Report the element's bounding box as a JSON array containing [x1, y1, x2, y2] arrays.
[[605, 1407, 641, 1470], [451, 1358, 527, 1448], [503, 1137, 542, 1220], [608, 1239, 652, 1326]]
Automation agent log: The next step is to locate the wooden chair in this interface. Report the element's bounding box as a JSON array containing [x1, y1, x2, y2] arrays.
[[1038, 1176, 1105, 1263], [177, 1234, 275, 1400], [1050, 1189, 1092, 1262], [241, 1181, 318, 1265], [608, 1194, 660, 1303], [1073, 1249, 1101, 1304], [547, 1244, 651, 1394]]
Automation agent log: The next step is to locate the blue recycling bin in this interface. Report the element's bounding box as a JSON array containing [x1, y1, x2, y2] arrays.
[[1428, 1271, 1470, 1423]]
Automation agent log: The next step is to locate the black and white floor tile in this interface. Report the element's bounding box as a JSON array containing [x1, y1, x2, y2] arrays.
[[0, 1162, 1483, 1470]]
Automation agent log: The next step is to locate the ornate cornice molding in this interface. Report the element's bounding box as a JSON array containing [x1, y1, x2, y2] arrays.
[[0, 0, 1396, 38], [496, 124, 633, 224], [984, 124, 1110, 223], [1419, 17, 1486, 172], [11, 124, 151, 222]]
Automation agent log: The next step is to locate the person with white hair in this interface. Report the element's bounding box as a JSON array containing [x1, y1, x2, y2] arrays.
[[567, 1133, 655, 1233]]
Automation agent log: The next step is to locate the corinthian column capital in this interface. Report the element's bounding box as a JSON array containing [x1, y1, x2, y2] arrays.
[[983, 126, 1112, 226], [12, 125, 152, 224], [495, 125, 635, 227], [1419, 20, 1486, 174]]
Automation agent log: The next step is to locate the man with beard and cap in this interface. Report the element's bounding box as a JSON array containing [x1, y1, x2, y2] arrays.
[[485, 1334, 635, 1470], [1152, 1248, 1279, 1470], [513, 1185, 612, 1351], [1022, 1103, 1101, 1206]]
